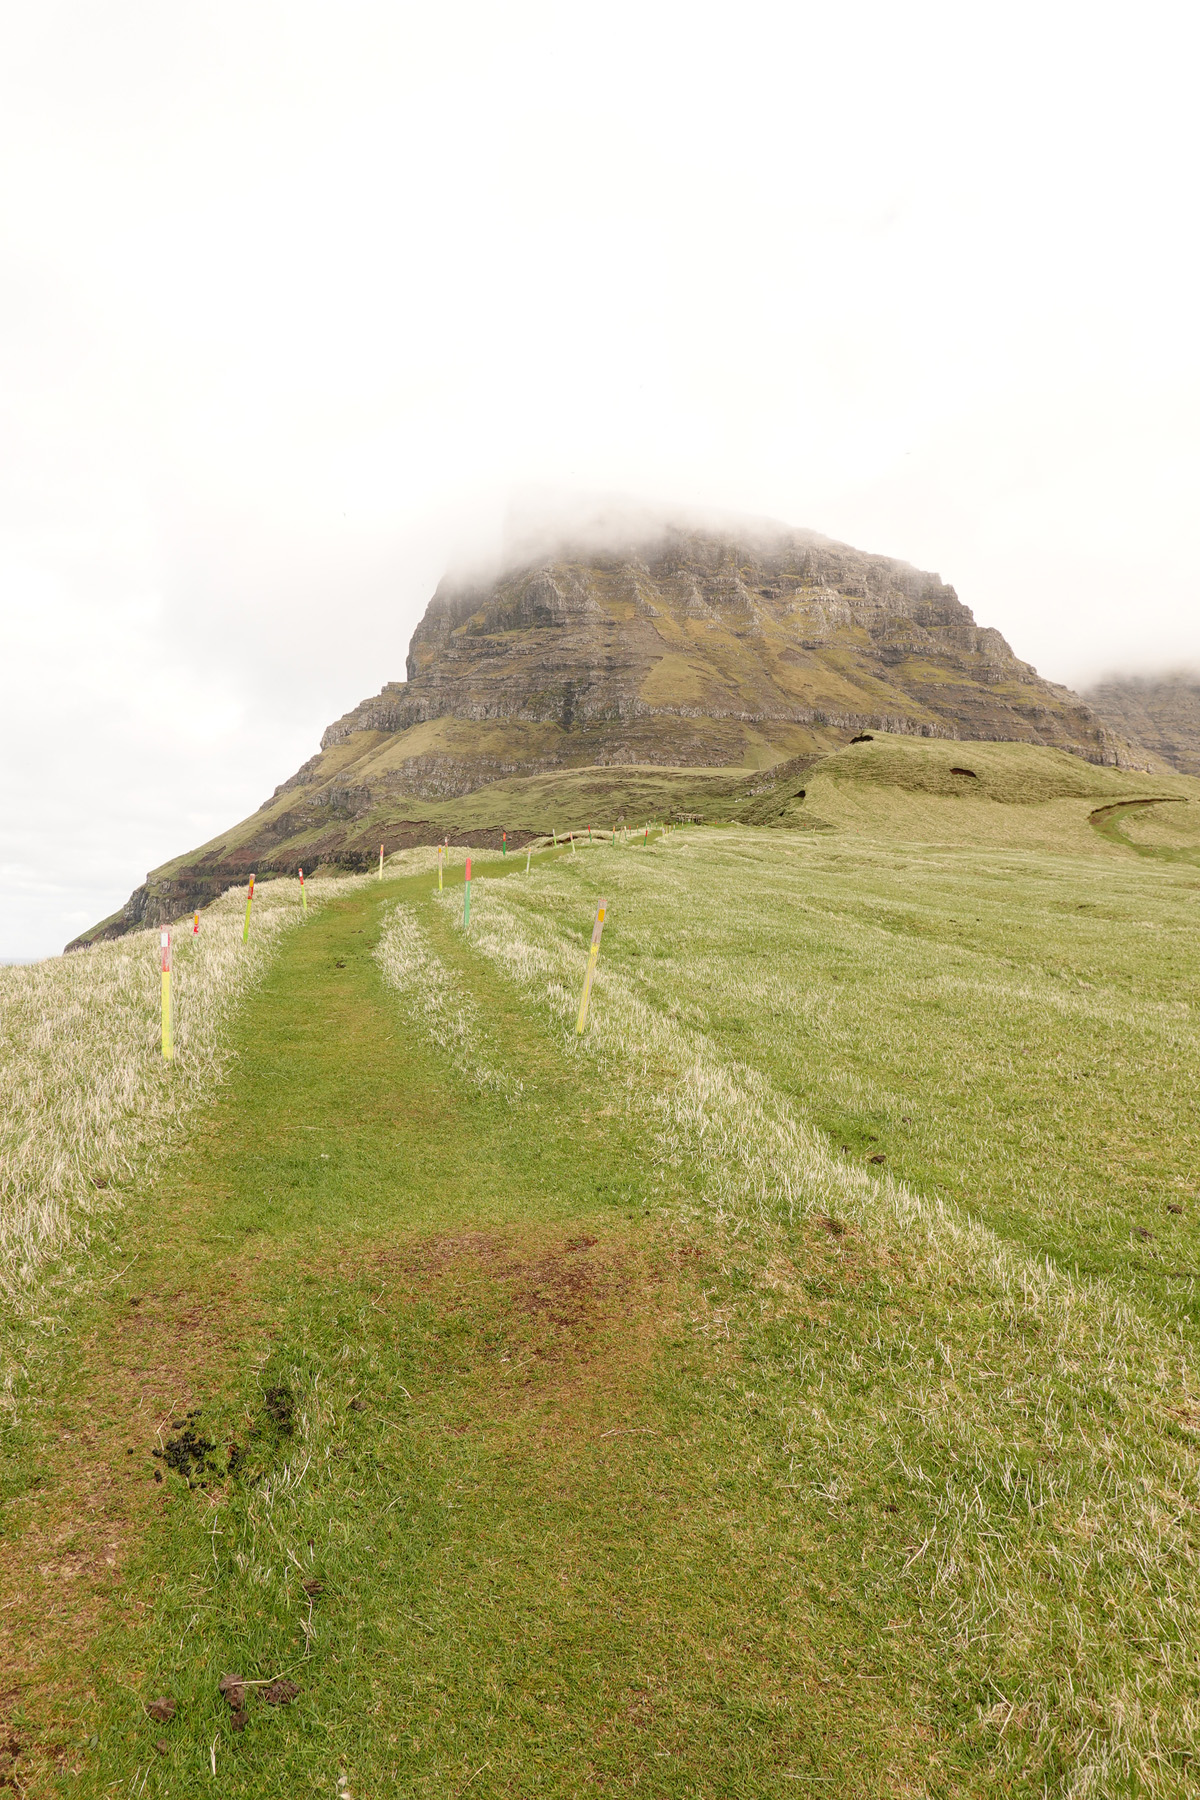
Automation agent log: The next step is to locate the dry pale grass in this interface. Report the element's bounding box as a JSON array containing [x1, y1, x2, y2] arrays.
[[0, 875, 362, 1310], [374, 901, 521, 1101]]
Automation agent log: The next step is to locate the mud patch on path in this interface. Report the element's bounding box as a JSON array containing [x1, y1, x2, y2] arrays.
[[365, 1224, 684, 1432]]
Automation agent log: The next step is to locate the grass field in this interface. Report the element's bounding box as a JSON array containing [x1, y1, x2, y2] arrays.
[[0, 874, 362, 1310], [4, 745, 1200, 1797]]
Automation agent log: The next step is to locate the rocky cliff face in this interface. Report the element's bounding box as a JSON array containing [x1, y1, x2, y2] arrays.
[[316, 524, 1134, 788], [1082, 672, 1200, 778], [68, 522, 1153, 949]]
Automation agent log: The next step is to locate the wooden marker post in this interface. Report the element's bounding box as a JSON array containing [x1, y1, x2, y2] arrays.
[[299, 867, 307, 912], [243, 874, 255, 943], [576, 900, 606, 1034], [437, 844, 444, 891], [160, 930, 173, 1060], [525, 849, 531, 874], [463, 855, 472, 928], [571, 832, 576, 855], [379, 843, 385, 880]]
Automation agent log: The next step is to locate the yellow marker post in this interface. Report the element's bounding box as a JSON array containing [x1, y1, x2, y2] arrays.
[[243, 874, 255, 943], [299, 867, 307, 912], [160, 930, 173, 1061], [576, 900, 606, 1034]]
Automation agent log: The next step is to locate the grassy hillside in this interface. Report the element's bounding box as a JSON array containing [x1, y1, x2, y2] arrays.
[[6, 753, 1200, 1794], [69, 733, 1190, 951]]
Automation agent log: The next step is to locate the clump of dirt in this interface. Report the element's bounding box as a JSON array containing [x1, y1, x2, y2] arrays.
[[145, 1697, 175, 1724], [0, 1736, 21, 1788], [146, 1393, 296, 1491], [153, 1410, 220, 1489], [219, 1674, 249, 1732], [264, 1385, 296, 1435], [218, 1673, 300, 1730], [189, 1382, 302, 1490]]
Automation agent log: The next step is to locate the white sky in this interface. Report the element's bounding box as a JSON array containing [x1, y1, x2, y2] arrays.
[[2, 0, 1198, 959]]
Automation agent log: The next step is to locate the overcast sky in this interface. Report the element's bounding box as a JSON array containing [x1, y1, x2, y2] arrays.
[[2, 0, 1197, 959]]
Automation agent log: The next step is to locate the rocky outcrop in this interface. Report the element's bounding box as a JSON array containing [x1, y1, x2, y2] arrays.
[[317, 524, 1134, 773], [1083, 672, 1200, 778]]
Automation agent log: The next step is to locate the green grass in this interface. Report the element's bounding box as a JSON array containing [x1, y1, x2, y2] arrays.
[[1089, 797, 1200, 864], [8, 761, 1200, 1795]]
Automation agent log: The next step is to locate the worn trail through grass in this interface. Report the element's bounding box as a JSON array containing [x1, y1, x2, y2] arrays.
[[12, 820, 1200, 1798], [3, 861, 930, 1798]]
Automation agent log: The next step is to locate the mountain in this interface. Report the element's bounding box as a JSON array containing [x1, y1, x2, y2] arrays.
[[1082, 672, 1200, 778], [69, 521, 1155, 947]]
